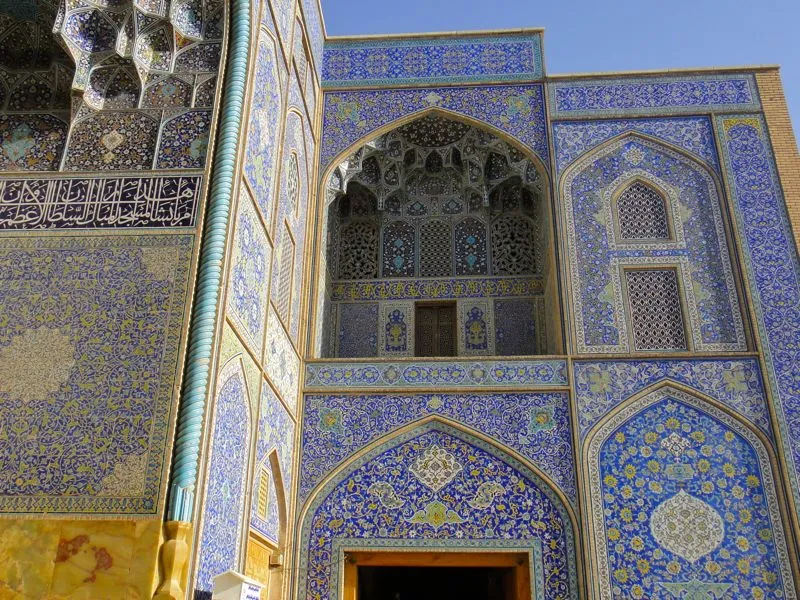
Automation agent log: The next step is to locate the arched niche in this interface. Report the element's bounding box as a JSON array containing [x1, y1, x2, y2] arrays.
[[192, 357, 254, 599], [313, 111, 562, 359], [559, 133, 747, 355], [296, 419, 580, 600], [583, 384, 796, 600]]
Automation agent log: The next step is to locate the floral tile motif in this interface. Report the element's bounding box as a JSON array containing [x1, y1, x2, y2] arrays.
[[250, 383, 295, 543], [331, 276, 543, 301], [573, 359, 770, 439], [194, 360, 251, 596], [269, 0, 295, 57], [718, 115, 800, 513], [300, 0, 323, 77], [322, 33, 543, 88], [0, 114, 68, 171], [299, 422, 578, 600], [0, 175, 201, 229], [552, 116, 720, 174], [335, 303, 378, 358], [494, 298, 540, 356], [155, 110, 211, 169], [562, 136, 746, 353], [300, 391, 574, 503], [226, 186, 271, 355], [320, 84, 548, 172], [549, 74, 759, 118], [586, 387, 794, 600], [64, 112, 160, 171], [0, 234, 193, 514], [264, 306, 300, 414], [244, 31, 283, 227], [305, 359, 568, 389]]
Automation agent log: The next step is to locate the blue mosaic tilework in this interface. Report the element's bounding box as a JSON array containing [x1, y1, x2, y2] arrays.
[[0, 234, 193, 514], [227, 186, 271, 356], [331, 276, 543, 301], [0, 114, 68, 171], [586, 388, 795, 600], [562, 135, 745, 353], [322, 33, 543, 88], [320, 84, 548, 172], [494, 298, 538, 356], [549, 74, 760, 118], [573, 359, 770, 440], [300, 391, 575, 504], [552, 116, 720, 174], [63, 111, 160, 171], [305, 359, 568, 389], [155, 110, 212, 169], [0, 175, 201, 229], [251, 382, 295, 543], [300, 0, 324, 78], [299, 422, 578, 600], [244, 30, 283, 228], [269, 0, 295, 58], [270, 108, 310, 343], [336, 302, 378, 357], [195, 363, 251, 596], [718, 115, 800, 513]]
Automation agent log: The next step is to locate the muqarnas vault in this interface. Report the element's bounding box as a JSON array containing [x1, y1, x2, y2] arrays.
[[0, 1, 799, 598]]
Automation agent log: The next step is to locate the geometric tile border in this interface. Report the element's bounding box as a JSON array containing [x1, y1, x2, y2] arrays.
[[305, 359, 568, 389], [549, 73, 760, 118], [718, 114, 800, 515]]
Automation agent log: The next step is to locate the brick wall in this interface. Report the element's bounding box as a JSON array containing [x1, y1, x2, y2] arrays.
[[756, 70, 800, 249]]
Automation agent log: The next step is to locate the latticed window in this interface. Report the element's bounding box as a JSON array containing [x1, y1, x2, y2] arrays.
[[625, 269, 687, 351], [338, 221, 378, 279], [419, 220, 452, 277], [382, 220, 415, 277], [617, 181, 670, 240], [256, 465, 270, 520], [276, 226, 294, 323], [491, 215, 536, 275], [286, 153, 300, 213]]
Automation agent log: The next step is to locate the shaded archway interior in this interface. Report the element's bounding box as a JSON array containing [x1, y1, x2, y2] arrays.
[[316, 113, 562, 358]]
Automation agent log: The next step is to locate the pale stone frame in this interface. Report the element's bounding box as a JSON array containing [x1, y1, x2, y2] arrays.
[[560, 133, 747, 354], [582, 384, 797, 600], [294, 417, 583, 600]]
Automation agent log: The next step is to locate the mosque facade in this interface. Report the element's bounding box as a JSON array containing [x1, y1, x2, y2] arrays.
[[0, 0, 799, 598]]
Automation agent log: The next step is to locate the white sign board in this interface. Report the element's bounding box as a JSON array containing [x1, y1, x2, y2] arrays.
[[212, 570, 264, 600]]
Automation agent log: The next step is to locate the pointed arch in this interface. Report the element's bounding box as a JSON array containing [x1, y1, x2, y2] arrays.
[[192, 355, 254, 595], [321, 106, 551, 204], [582, 382, 796, 600], [610, 176, 673, 242], [559, 131, 747, 354], [296, 416, 581, 600], [559, 129, 722, 193], [299, 415, 578, 525], [251, 447, 290, 549]]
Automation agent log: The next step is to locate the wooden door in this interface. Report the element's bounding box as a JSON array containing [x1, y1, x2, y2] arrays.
[[415, 303, 457, 357]]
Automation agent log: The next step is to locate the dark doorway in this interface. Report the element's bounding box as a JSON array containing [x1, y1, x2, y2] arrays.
[[358, 566, 514, 600], [415, 302, 457, 357]]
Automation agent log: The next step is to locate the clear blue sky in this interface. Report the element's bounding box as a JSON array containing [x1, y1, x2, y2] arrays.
[[321, 0, 800, 140]]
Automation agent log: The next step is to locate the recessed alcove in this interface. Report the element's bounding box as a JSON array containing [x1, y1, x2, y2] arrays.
[[314, 113, 562, 358]]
